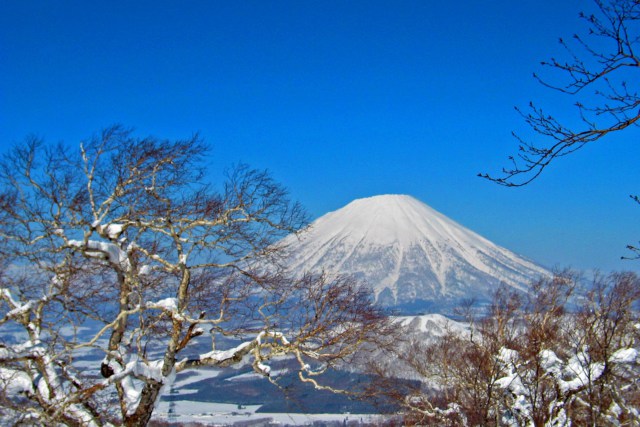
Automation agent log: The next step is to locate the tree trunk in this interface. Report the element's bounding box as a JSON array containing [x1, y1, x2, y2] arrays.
[[123, 381, 162, 427]]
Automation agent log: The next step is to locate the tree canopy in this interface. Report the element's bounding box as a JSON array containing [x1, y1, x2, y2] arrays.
[[0, 127, 390, 426]]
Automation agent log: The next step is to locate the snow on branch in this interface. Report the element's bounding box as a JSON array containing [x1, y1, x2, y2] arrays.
[[176, 329, 292, 375], [177, 340, 256, 371], [67, 239, 131, 272], [145, 297, 178, 312], [0, 288, 35, 324]]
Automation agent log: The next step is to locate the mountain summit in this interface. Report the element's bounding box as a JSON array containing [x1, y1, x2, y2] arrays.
[[283, 195, 548, 309]]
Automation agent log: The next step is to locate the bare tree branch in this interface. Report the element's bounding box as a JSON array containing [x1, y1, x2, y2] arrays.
[[0, 127, 390, 426], [481, 0, 640, 187]]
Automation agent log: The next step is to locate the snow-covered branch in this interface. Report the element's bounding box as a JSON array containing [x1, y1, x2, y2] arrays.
[[0, 128, 387, 426], [389, 272, 640, 426]]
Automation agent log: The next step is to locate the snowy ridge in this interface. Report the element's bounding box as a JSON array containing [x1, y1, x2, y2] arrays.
[[395, 314, 470, 338], [281, 195, 549, 307]]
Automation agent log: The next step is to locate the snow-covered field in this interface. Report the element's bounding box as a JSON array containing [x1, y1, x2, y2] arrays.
[[153, 401, 385, 426], [1, 321, 389, 426], [150, 360, 389, 426]]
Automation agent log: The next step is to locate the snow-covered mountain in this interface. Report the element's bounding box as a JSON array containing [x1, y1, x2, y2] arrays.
[[282, 195, 549, 308]]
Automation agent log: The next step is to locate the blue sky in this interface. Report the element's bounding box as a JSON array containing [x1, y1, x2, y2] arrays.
[[1, 1, 638, 272]]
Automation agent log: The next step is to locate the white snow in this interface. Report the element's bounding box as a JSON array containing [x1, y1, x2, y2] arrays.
[[540, 348, 609, 394], [256, 361, 271, 376], [172, 368, 222, 389], [148, 298, 179, 312], [0, 367, 33, 395], [68, 239, 131, 271], [1, 288, 19, 308], [91, 221, 123, 239], [5, 300, 34, 319], [151, 400, 385, 426], [127, 356, 165, 382], [105, 223, 124, 239], [395, 313, 470, 337], [199, 341, 253, 363], [561, 351, 604, 393], [279, 194, 549, 303], [495, 347, 529, 398], [540, 349, 563, 377], [101, 355, 175, 415], [609, 348, 637, 364], [225, 368, 288, 382]]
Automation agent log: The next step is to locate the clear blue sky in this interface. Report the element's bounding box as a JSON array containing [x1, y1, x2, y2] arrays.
[[1, 0, 638, 272]]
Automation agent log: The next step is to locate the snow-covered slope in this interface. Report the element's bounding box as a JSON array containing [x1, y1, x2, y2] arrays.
[[395, 314, 470, 339], [282, 195, 549, 307]]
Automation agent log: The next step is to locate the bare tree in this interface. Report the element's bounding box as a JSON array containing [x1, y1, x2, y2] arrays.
[[480, 0, 639, 187], [0, 126, 390, 426], [385, 272, 640, 426]]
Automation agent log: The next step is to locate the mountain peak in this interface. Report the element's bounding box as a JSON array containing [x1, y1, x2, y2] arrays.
[[347, 194, 417, 204], [283, 195, 548, 310], [319, 194, 486, 248]]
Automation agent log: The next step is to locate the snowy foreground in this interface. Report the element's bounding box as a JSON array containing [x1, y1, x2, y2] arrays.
[[148, 314, 460, 426], [153, 401, 385, 426], [147, 356, 392, 426]]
